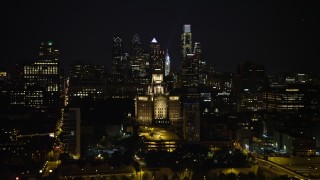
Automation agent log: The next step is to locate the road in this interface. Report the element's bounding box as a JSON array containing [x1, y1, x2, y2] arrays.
[[255, 157, 316, 180]]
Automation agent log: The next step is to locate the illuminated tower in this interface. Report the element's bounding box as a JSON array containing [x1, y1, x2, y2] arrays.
[[181, 25, 199, 87], [165, 49, 170, 76], [181, 24, 192, 61], [196, 41, 208, 85], [130, 34, 148, 78], [130, 34, 142, 77], [135, 73, 181, 125], [111, 35, 129, 83], [149, 38, 165, 75]]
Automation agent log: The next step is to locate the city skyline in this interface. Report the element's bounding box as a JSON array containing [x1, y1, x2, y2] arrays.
[[1, 2, 320, 178], [0, 0, 318, 73]]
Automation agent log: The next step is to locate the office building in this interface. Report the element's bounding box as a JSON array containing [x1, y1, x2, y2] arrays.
[[149, 38, 165, 74], [69, 62, 106, 103], [62, 108, 81, 159], [11, 41, 62, 111], [183, 103, 200, 143]]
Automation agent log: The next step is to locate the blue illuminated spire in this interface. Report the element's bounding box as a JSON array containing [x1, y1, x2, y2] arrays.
[[165, 49, 170, 76]]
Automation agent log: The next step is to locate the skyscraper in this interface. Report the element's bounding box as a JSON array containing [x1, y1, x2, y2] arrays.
[[194, 42, 206, 85], [181, 24, 192, 61], [165, 49, 170, 76], [130, 34, 148, 78], [22, 41, 62, 111], [181, 25, 199, 87], [149, 38, 165, 75], [130, 34, 142, 77], [111, 35, 129, 83]]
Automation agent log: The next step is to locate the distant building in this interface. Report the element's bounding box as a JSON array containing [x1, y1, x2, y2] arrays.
[[62, 108, 81, 159], [149, 38, 165, 74], [9, 89, 44, 109], [0, 71, 10, 111], [111, 35, 130, 83], [69, 62, 106, 103], [183, 103, 200, 143], [135, 74, 181, 125], [10, 41, 62, 112], [194, 42, 207, 85], [165, 49, 170, 76], [235, 62, 266, 93], [130, 34, 149, 79], [237, 92, 265, 112], [274, 130, 316, 156], [264, 84, 320, 112], [181, 25, 200, 87], [202, 72, 235, 114], [181, 24, 192, 62]]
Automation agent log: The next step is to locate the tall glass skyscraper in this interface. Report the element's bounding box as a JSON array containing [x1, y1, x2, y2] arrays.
[[181, 24, 192, 60], [149, 38, 165, 75], [181, 25, 199, 87], [111, 35, 129, 83]]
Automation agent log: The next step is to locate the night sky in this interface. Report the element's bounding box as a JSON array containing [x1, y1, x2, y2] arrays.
[[0, 0, 318, 73]]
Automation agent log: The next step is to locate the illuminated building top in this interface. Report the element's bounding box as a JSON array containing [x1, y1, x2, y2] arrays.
[[151, 38, 158, 43], [131, 34, 141, 45], [183, 24, 191, 33], [165, 49, 170, 76]]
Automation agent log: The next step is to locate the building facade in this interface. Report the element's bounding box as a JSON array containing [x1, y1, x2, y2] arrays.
[[135, 74, 181, 125], [62, 108, 81, 159], [69, 62, 106, 103], [10, 41, 62, 111], [183, 103, 200, 143]]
